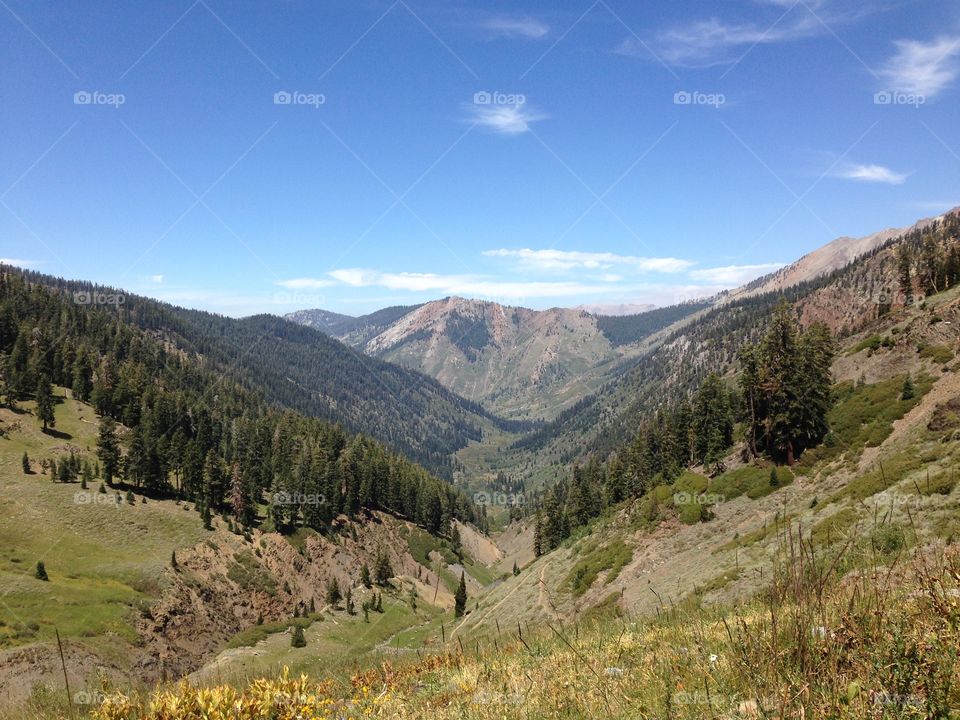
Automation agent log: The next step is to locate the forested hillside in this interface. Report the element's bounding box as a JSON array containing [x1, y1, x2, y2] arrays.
[[512, 210, 960, 474], [5, 270, 504, 478], [0, 268, 474, 532]]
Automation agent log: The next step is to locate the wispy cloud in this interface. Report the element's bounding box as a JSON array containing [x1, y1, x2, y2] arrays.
[[836, 163, 909, 185], [622, 1, 873, 68], [483, 248, 693, 273], [622, 12, 822, 68], [0, 258, 38, 268], [481, 16, 549, 40], [329, 268, 623, 300], [465, 103, 545, 135], [689, 263, 785, 285], [276, 277, 336, 289], [879, 36, 960, 98]]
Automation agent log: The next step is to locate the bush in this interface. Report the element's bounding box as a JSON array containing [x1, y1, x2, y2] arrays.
[[290, 625, 306, 648], [565, 541, 633, 597], [871, 525, 906, 556]]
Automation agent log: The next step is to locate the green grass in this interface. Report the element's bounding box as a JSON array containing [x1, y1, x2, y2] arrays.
[[846, 334, 892, 356], [798, 374, 935, 469], [0, 393, 208, 654], [711, 465, 794, 501], [692, 567, 741, 597], [826, 449, 924, 505], [565, 540, 633, 597], [227, 550, 278, 595], [225, 615, 318, 649], [918, 343, 955, 364], [403, 525, 457, 568], [198, 590, 430, 687], [811, 507, 860, 546], [461, 554, 498, 586]]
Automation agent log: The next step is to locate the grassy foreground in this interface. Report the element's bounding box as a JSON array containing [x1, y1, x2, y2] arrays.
[[57, 535, 959, 719]]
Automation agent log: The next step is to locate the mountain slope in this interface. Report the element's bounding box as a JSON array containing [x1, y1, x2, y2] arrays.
[[288, 298, 705, 421], [9, 271, 510, 477], [734, 208, 956, 299], [508, 208, 960, 481]]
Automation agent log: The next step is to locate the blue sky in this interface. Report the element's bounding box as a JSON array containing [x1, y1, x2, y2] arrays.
[[2, 0, 959, 316]]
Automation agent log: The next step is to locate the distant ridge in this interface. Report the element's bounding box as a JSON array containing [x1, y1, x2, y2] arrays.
[[733, 207, 959, 298], [575, 302, 656, 317]]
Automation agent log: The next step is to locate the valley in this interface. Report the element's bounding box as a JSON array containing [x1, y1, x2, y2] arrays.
[[1, 209, 958, 718]]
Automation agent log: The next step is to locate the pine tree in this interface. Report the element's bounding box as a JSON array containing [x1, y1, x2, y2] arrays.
[[454, 572, 467, 618], [325, 578, 342, 607], [374, 548, 392, 586], [533, 514, 543, 557], [901, 373, 915, 400], [290, 625, 306, 648], [897, 243, 914, 302], [450, 523, 462, 562], [360, 563, 372, 588], [692, 373, 734, 473], [512, 561, 519, 576], [35, 375, 55, 431], [96, 416, 121, 485], [229, 463, 246, 522], [171, 550, 178, 569], [739, 302, 834, 465], [35, 561, 48, 581], [346, 587, 355, 615], [21, 452, 30, 474]]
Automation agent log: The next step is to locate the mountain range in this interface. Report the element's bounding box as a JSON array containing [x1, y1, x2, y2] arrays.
[[2, 207, 959, 717]]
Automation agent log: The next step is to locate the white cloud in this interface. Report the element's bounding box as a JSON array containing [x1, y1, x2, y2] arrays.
[[466, 103, 544, 135], [328, 268, 625, 300], [0, 258, 37, 268], [836, 164, 909, 185], [148, 274, 164, 284], [622, 13, 822, 67], [483, 248, 693, 273], [689, 263, 785, 285], [879, 36, 960, 98], [481, 16, 549, 40], [622, 1, 872, 68], [276, 277, 336, 289]]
